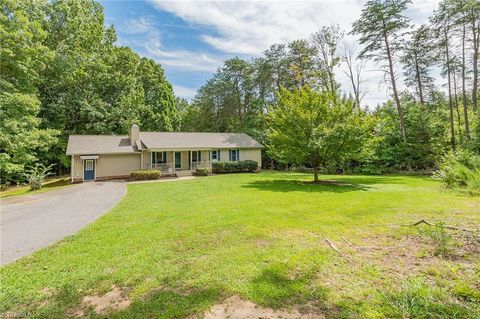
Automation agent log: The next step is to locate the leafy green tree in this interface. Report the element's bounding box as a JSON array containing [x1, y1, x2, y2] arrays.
[[38, 0, 177, 168], [352, 0, 411, 144], [0, 0, 58, 183], [267, 87, 373, 182], [371, 94, 450, 171], [286, 40, 318, 89], [138, 57, 179, 132]]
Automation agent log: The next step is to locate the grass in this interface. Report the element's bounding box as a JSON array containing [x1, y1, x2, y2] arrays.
[[0, 177, 71, 198], [1, 172, 479, 318]]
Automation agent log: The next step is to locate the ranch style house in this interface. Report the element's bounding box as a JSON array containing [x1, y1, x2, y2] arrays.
[[66, 124, 264, 182]]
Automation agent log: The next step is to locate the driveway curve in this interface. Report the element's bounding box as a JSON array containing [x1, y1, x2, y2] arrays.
[[1, 181, 126, 265]]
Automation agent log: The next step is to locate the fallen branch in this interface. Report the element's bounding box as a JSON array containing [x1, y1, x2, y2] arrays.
[[402, 219, 477, 232], [325, 238, 342, 254], [341, 236, 355, 247]]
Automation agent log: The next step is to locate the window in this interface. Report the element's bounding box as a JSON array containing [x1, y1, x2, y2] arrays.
[[212, 150, 220, 161], [229, 149, 239, 161], [85, 160, 94, 170], [152, 151, 167, 164], [192, 150, 202, 162]]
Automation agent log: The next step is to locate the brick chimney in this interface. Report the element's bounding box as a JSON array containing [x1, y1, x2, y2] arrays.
[[128, 124, 140, 145]]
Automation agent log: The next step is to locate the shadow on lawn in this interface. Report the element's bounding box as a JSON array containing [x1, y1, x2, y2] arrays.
[[243, 179, 371, 193]]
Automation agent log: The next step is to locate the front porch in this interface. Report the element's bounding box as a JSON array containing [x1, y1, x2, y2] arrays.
[[147, 150, 212, 175]]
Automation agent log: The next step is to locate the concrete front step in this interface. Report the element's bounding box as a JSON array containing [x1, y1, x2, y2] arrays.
[[175, 170, 193, 177]]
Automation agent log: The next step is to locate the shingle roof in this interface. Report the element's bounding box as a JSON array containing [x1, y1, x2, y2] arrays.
[[66, 132, 263, 155], [66, 135, 138, 155], [139, 132, 264, 149]]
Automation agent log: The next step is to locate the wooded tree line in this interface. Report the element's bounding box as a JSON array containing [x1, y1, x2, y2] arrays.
[[1, 0, 479, 185], [182, 0, 480, 173], [1, 0, 179, 183]]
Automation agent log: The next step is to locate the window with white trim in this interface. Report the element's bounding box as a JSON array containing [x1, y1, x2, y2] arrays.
[[229, 149, 239, 161], [85, 160, 94, 170], [211, 150, 220, 161], [192, 150, 202, 162], [152, 151, 167, 164]]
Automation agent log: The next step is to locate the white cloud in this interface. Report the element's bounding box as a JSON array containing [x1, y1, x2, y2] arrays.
[[145, 0, 440, 106], [173, 84, 198, 99], [145, 37, 221, 72], [150, 0, 364, 55], [121, 17, 223, 72]]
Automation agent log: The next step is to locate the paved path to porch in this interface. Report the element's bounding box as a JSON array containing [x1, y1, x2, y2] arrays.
[[0, 181, 126, 265]]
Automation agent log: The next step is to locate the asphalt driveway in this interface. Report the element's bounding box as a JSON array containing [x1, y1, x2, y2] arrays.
[[0, 181, 126, 265]]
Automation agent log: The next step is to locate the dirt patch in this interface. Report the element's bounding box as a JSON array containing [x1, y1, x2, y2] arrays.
[[204, 295, 324, 319], [71, 285, 131, 317]]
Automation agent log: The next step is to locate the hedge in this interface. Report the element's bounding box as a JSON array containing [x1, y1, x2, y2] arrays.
[[194, 168, 209, 176], [130, 170, 161, 180], [212, 160, 258, 173]]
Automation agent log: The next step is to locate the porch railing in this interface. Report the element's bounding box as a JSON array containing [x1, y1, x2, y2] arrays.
[[150, 163, 175, 173]]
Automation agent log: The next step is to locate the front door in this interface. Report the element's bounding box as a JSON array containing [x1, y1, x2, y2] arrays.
[[175, 152, 181, 169], [84, 159, 95, 181]]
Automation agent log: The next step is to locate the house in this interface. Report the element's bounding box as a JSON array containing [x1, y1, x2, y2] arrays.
[[66, 124, 264, 182]]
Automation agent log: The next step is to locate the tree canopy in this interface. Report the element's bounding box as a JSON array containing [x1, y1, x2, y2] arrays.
[[267, 88, 373, 182]]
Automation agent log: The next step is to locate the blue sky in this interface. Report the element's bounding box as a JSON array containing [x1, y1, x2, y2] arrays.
[[100, 0, 440, 107]]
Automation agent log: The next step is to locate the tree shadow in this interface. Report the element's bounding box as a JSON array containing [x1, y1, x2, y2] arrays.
[[242, 179, 371, 193], [247, 264, 340, 318]]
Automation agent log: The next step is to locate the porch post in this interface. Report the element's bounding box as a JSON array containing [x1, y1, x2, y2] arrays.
[[209, 150, 211, 170], [173, 150, 175, 172]]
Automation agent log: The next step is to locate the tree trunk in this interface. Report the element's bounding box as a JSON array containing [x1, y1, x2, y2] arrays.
[[462, 24, 470, 140], [313, 167, 319, 183], [383, 25, 407, 144], [472, 18, 479, 114], [414, 50, 425, 105], [453, 70, 463, 139], [445, 28, 456, 150]]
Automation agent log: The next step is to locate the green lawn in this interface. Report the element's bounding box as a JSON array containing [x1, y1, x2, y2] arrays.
[[1, 172, 479, 318], [0, 177, 71, 198]]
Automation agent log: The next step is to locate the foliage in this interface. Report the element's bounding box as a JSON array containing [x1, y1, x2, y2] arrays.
[[401, 25, 436, 104], [1, 177, 70, 198], [384, 278, 473, 318], [433, 149, 480, 193], [0, 0, 59, 183], [194, 168, 210, 176], [267, 87, 373, 181], [368, 95, 449, 172], [130, 170, 161, 181], [23, 163, 56, 191], [212, 160, 258, 173], [417, 222, 454, 257], [0, 0, 178, 184]]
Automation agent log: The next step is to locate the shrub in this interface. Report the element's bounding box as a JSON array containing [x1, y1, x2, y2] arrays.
[[212, 160, 258, 173], [23, 163, 55, 191], [194, 168, 209, 176], [433, 150, 480, 193], [130, 170, 161, 180], [417, 222, 454, 257]]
